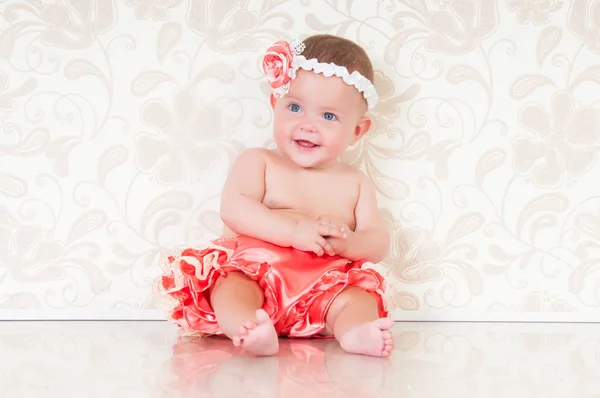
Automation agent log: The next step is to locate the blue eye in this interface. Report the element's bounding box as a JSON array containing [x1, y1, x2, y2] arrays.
[[289, 104, 301, 112], [323, 112, 337, 121]]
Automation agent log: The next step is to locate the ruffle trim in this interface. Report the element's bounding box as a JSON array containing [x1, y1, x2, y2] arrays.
[[152, 242, 395, 337]]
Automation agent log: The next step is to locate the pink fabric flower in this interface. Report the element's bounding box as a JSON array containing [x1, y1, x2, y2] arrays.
[[262, 40, 294, 89]]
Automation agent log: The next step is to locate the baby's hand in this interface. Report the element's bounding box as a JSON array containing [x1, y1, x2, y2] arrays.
[[316, 216, 352, 256], [291, 218, 346, 256]]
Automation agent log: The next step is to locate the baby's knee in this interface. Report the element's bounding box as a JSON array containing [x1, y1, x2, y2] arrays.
[[213, 270, 253, 288], [209, 271, 263, 302], [337, 286, 375, 303], [328, 287, 375, 315]]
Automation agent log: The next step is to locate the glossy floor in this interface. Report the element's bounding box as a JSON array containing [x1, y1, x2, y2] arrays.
[[0, 321, 599, 397]]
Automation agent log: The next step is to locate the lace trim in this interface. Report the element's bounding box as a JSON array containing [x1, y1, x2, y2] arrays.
[[294, 55, 379, 110]]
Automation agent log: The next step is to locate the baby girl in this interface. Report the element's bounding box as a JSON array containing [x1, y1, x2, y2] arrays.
[[154, 34, 394, 357]]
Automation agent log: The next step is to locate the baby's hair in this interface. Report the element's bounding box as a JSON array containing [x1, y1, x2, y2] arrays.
[[301, 34, 375, 83]]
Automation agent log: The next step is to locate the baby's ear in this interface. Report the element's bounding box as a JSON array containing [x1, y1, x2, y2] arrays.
[[352, 116, 372, 143], [270, 93, 277, 109]]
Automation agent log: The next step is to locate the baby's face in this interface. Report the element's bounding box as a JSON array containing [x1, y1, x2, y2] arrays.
[[271, 70, 370, 169]]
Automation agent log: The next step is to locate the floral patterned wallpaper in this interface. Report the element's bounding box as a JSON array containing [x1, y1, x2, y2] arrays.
[[1, 0, 599, 321]]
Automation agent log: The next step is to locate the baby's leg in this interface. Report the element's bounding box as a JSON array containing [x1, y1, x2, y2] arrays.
[[209, 271, 279, 356], [325, 287, 394, 357]]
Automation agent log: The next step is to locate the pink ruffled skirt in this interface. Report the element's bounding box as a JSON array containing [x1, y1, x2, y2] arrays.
[[153, 235, 389, 337]]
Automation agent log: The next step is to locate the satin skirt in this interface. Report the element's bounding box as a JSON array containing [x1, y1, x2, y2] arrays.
[[153, 235, 390, 337]]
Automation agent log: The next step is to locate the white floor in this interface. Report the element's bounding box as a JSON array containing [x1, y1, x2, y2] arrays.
[[0, 321, 599, 398]]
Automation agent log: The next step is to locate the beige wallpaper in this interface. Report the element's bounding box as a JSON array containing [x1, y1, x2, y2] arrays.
[[1, 0, 599, 321]]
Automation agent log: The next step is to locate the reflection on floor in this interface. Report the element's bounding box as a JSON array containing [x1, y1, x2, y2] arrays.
[[0, 321, 599, 397]]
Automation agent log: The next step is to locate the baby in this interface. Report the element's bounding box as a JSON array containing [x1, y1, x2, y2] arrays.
[[154, 34, 394, 358]]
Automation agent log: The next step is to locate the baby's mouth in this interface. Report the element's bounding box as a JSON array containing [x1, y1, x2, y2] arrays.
[[294, 139, 320, 150]]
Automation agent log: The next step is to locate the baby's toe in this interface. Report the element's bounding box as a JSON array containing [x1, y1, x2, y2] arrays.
[[382, 330, 392, 339], [377, 318, 395, 329], [239, 325, 250, 336], [232, 335, 242, 346], [384, 343, 394, 354], [244, 321, 256, 330]]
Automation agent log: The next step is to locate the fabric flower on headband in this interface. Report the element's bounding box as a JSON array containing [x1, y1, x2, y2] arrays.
[[261, 39, 305, 99], [261, 38, 379, 110]]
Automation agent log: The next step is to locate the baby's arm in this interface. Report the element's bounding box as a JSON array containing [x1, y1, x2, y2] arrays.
[[220, 148, 296, 247], [343, 173, 390, 263]]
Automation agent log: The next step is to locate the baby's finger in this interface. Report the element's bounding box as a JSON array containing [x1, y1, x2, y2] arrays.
[[318, 222, 344, 238], [312, 242, 324, 257], [317, 217, 330, 229], [320, 218, 347, 231], [317, 236, 335, 256], [335, 223, 349, 237]]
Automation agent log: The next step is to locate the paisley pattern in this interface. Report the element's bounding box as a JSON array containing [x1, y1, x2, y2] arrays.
[[1, 0, 599, 321]]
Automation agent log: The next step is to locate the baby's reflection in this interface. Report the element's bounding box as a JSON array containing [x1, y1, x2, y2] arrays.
[[161, 335, 394, 398]]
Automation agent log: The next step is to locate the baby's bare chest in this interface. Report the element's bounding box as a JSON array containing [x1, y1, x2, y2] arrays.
[[262, 167, 359, 226]]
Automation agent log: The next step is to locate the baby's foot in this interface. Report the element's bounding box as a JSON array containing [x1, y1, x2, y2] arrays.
[[338, 318, 394, 357], [232, 309, 279, 356]]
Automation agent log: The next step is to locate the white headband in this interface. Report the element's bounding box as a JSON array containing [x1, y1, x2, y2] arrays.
[[262, 39, 379, 110]]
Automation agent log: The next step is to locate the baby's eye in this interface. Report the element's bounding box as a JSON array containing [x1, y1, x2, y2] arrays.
[[289, 103, 301, 112], [323, 112, 337, 121]]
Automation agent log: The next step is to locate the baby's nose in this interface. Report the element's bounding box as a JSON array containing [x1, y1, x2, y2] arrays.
[[299, 121, 317, 133]]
